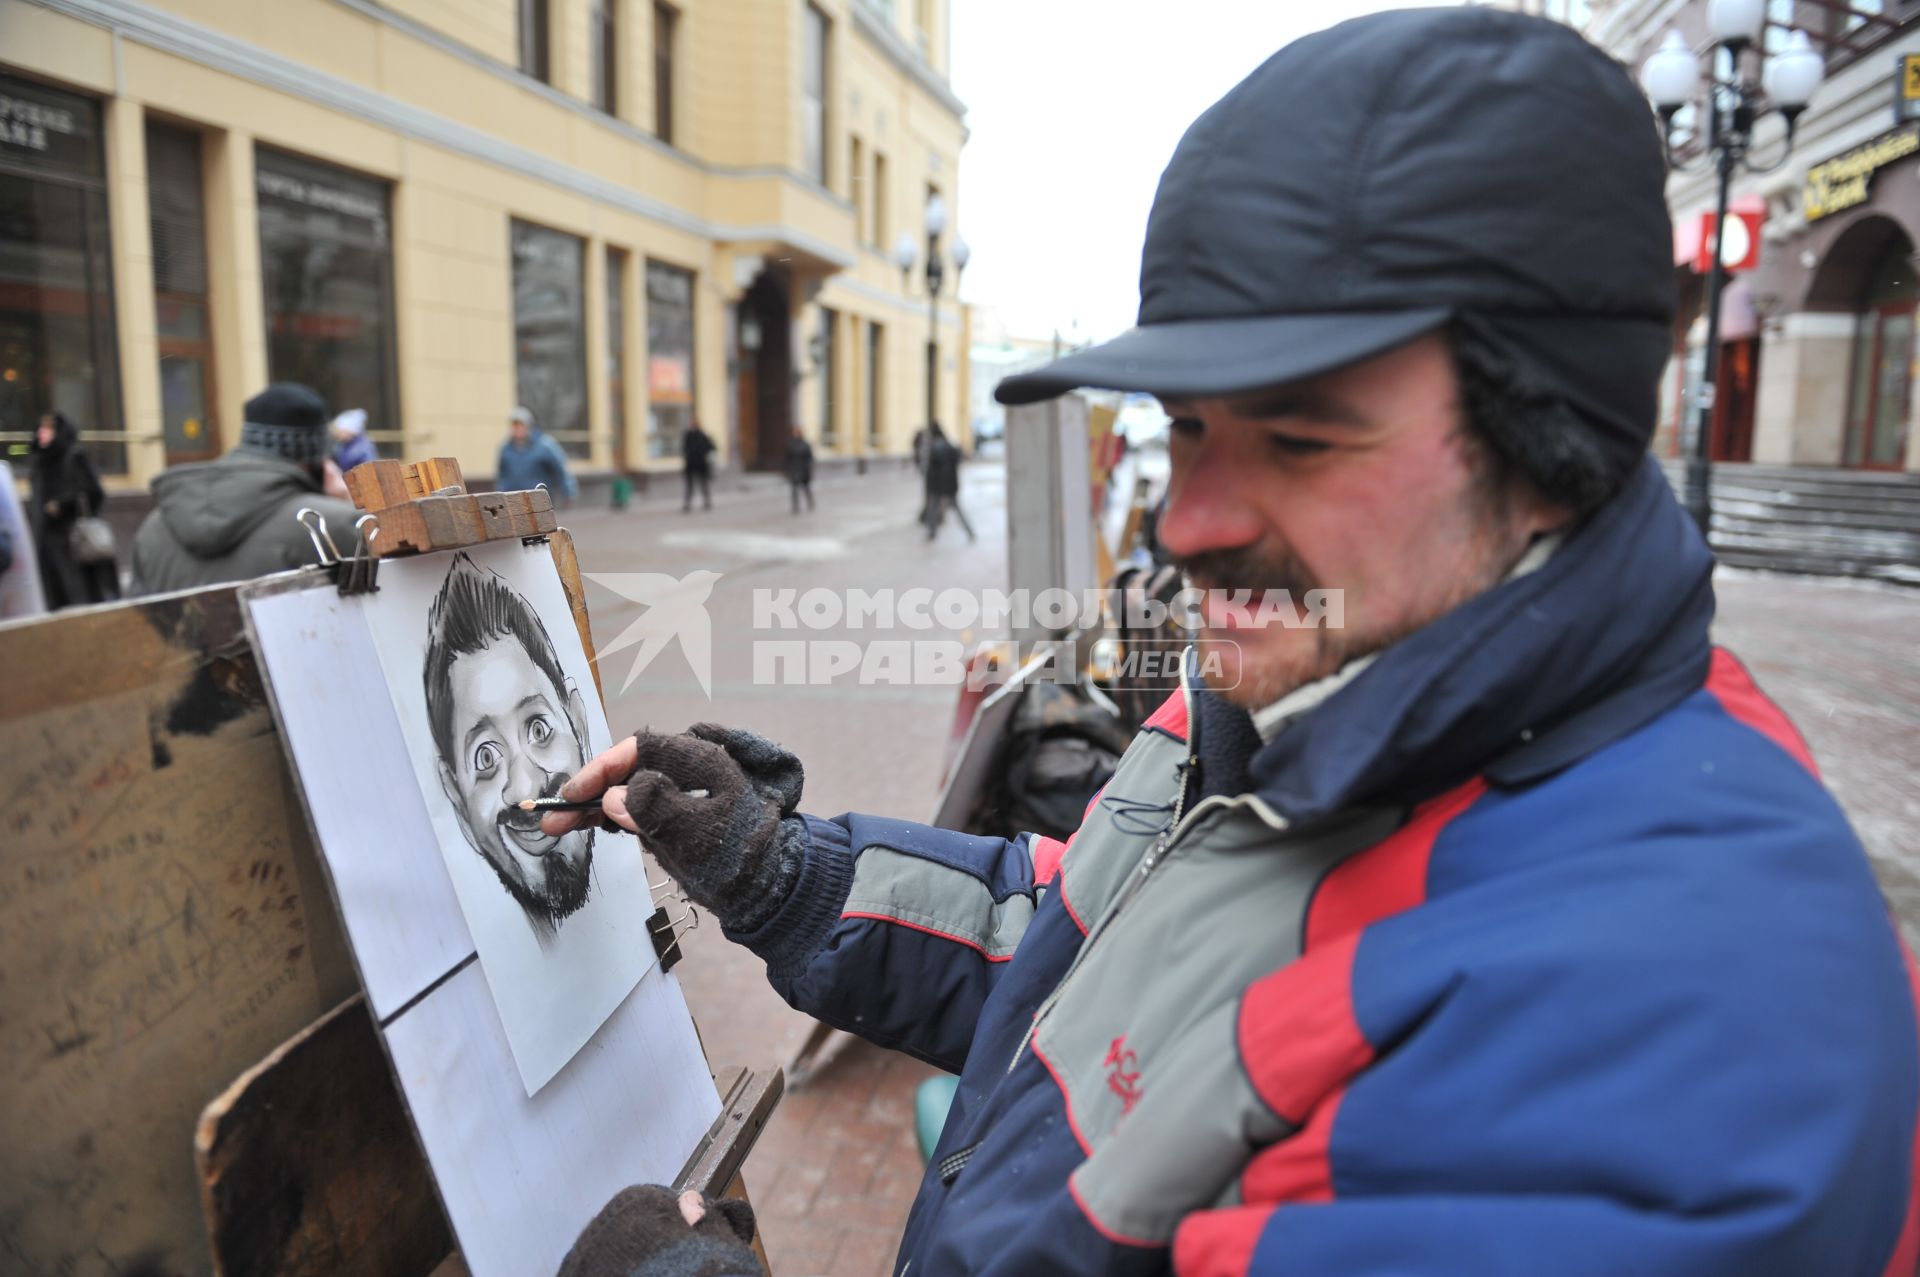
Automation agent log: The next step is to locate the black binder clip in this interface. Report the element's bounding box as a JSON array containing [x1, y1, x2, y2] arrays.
[[296, 508, 381, 596], [647, 904, 687, 974]]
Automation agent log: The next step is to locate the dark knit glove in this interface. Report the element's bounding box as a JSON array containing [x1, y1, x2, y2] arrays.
[[558, 1185, 760, 1277], [624, 727, 807, 933]]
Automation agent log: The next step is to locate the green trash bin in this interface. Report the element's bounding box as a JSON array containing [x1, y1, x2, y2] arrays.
[[611, 475, 633, 511]]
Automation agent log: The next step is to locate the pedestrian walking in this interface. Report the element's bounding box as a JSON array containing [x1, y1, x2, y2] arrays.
[[681, 420, 715, 512], [29, 410, 119, 609], [129, 383, 362, 596], [784, 427, 815, 514], [497, 407, 578, 502], [921, 421, 973, 542], [0, 458, 46, 620], [330, 407, 378, 475], [547, 11, 1920, 1274]]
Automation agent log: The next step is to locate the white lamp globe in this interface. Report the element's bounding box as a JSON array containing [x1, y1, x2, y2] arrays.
[[1764, 31, 1824, 110], [1642, 31, 1701, 110], [893, 231, 917, 272], [951, 235, 971, 271], [925, 193, 948, 237], [1707, 0, 1765, 45]]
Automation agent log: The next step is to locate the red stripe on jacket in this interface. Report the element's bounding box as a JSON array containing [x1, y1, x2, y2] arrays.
[[1704, 647, 1819, 776], [1172, 1204, 1274, 1277], [1238, 932, 1373, 1127], [1303, 777, 1486, 951], [1143, 689, 1190, 740], [1883, 944, 1920, 1277]]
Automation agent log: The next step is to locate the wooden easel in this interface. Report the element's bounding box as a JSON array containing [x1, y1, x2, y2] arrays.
[[0, 459, 777, 1277]]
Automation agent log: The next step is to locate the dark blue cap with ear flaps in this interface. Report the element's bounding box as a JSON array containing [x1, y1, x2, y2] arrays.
[[995, 7, 1674, 495]]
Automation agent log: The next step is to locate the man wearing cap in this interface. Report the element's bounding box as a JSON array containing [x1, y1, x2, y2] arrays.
[[553, 10, 1920, 1276], [130, 382, 363, 596]]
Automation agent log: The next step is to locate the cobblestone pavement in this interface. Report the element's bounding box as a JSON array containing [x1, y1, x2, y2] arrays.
[[560, 467, 1920, 1274]]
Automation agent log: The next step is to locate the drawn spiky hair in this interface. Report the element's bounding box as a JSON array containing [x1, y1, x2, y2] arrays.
[[423, 553, 571, 767]]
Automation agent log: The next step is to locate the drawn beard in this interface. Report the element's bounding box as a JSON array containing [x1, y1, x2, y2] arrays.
[[489, 827, 594, 926]]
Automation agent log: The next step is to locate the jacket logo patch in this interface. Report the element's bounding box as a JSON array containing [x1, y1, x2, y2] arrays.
[[1104, 1036, 1143, 1114]]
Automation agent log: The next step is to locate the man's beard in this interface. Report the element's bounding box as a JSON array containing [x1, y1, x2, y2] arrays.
[[489, 829, 595, 926], [1173, 526, 1528, 712]]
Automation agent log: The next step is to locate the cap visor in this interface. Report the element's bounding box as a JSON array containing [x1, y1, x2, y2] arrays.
[[994, 309, 1452, 406]]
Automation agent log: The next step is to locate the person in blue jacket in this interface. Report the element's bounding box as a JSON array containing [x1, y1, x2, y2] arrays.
[[497, 406, 578, 502], [551, 11, 1920, 1277]]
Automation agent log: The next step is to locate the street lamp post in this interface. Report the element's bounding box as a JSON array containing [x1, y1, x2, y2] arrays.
[[1641, 0, 1823, 538], [895, 196, 970, 438]]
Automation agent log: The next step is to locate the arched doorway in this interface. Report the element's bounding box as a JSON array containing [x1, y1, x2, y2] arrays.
[[734, 270, 793, 471], [1808, 215, 1915, 470]]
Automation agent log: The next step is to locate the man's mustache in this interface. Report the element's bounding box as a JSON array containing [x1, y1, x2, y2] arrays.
[[497, 771, 574, 830], [1172, 547, 1319, 601]]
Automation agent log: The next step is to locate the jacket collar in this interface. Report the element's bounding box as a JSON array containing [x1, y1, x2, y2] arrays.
[[1195, 456, 1715, 823]]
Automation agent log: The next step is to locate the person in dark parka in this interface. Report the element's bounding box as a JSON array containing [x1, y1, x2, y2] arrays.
[[681, 421, 716, 512], [785, 427, 815, 514], [921, 421, 973, 542], [29, 410, 118, 609]]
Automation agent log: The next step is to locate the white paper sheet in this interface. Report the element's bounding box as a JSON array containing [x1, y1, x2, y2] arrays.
[[384, 958, 718, 1277], [361, 540, 660, 1094]]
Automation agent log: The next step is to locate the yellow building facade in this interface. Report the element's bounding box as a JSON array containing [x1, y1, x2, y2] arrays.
[[0, 0, 969, 488]]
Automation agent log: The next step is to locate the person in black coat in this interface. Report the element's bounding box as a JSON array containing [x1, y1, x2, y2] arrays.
[[921, 421, 974, 543], [785, 428, 815, 514], [681, 420, 716, 512], [30, 411, 118, 609]]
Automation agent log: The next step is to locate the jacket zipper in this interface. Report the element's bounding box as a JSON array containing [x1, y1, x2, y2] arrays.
[[1006, 656, 1204, 1074]]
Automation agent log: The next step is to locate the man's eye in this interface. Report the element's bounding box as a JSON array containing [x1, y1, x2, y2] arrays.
[[1269, 434, 1331, 457], [527, 715, 553, 746], [472, 741, 502, 776]]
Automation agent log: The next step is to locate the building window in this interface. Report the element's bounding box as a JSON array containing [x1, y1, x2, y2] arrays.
[[802, 3, 830, 186], [1843, 239, 1915, 469], [818, 306, 838, 445], [873, 150, 889, 250], [592, 0, 619, 115], [850, 135, 866, 239], [607, 246, 628, 469], [0, 75, 124, 474], [866, 320, 884, 445], [146, 121, 219, 464], [519, 0, 551, 83], [256, 147, 398, 453], [646, 259, 695, 460], [654, 2, 677, 145], [510, 219, 588, 458]]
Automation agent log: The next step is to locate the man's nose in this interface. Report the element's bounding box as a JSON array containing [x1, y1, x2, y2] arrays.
[[1157, 439, 1267, 560], [504, 749, 546, 801]]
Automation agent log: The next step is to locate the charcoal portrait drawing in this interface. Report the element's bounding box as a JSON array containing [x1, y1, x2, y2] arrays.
[[358, 537, 657, 1095], [425, 552, 594, 945]]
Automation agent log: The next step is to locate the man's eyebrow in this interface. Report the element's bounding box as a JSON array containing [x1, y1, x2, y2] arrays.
[[515, 693, 555, 715], [1227, 389, 1369, 426], [461, 715, 497, 755]]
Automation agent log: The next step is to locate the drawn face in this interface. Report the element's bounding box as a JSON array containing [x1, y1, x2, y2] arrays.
[[437, 636, 593, 929]]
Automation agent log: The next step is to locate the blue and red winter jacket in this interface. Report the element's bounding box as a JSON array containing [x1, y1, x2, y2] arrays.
[[729, 458, 1920, 1276]]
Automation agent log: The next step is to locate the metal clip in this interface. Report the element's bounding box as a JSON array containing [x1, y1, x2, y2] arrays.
[[295, 507, 342, 567], [333, 514, 382, 596]]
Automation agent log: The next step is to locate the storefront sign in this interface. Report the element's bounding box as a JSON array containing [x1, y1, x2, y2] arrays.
[[0, 75, 101, 180], [1805, 127, 1920, 222], [1899, 54, 1920, 123], [1695, 208, 1762, 273]]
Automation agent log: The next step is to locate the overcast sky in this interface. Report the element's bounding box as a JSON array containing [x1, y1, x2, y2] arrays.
[[949, 1, 1450, 343]]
